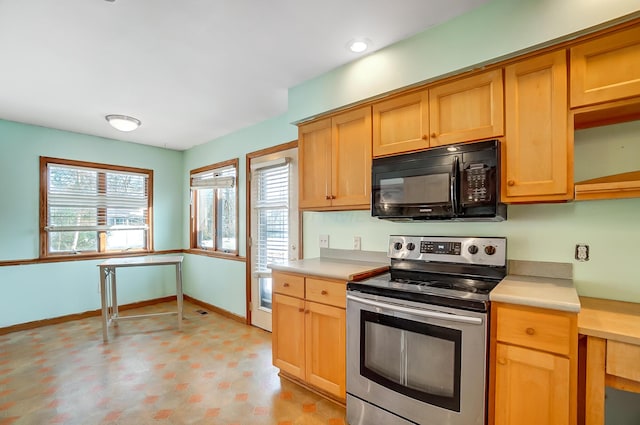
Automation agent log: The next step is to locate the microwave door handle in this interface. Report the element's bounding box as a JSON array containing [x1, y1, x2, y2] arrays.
[[347, 294, 483, 325], [451, 156, 459, 215]]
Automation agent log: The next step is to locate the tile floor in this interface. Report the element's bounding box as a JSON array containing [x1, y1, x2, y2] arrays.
[[0, 301, 346, 425]]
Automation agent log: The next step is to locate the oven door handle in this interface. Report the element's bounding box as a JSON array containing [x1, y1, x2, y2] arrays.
[[347, 294, 483, 325]]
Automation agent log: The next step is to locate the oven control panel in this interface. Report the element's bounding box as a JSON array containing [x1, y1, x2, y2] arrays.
[[388, 236, 506, 267]]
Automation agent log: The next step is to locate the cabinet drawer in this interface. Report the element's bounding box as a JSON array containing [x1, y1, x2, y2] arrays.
[[607, 340, 640, 382], [305, 278, 346, 308], [273, 273, 305, 298], [495, 304, 572, 356]]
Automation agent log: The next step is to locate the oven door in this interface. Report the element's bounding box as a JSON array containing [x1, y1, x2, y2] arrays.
[[346, 291, 488, 425]]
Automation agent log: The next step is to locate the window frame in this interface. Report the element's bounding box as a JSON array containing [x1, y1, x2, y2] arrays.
[[189, 158, 239, 257], [39, 156, 154, 259]]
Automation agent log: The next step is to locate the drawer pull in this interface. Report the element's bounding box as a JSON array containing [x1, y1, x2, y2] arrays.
[[283, 283, 290, 287], [321, 290, 328, 295], [526, 327, 535, 336]]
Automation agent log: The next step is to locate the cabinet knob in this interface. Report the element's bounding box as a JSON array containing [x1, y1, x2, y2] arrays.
[[422, 134, 428, 140], [431, 132, 437, 139], [305, 310, 310, 314], [331, 195, 336, 200], [507, 180, 515, 186], [283, 283, 290, 287], [526, 327, 535, 336], [321, 290, 328, 295], [298, 308, 304, 313], [498, 357, 507, 365], [325, 195, 331, 200]]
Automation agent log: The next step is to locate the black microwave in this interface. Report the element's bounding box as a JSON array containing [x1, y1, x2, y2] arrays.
[[371, 140, 507, 221]]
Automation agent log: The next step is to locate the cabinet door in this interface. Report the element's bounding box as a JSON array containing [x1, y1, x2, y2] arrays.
[[429, 69, 504, 147], [272, 293, 305, 379], [299, 118, 332, 209], [495, 343, 570, 425], [372, 90, 429, 157], [571, 26, 640, 108], [331, 106, 372, 208], [503, 50, 572, 202], [305, 301, 346, 399]]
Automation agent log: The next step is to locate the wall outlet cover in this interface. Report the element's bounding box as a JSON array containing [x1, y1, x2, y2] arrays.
[[319, 234, 329, 248], [575, 244, 589, 262]]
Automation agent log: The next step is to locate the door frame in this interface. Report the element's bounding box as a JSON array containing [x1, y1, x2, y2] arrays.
[[245, 140, 301, 327]]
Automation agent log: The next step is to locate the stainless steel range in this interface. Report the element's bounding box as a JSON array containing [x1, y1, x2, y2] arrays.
[[346, 236, 506, 425]]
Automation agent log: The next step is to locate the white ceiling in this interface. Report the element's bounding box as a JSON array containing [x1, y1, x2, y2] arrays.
[[0, 0, 489, 151]]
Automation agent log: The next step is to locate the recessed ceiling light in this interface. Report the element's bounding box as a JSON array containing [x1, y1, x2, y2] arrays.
[[105, 114, 141, 132], [348, 39, 371, 53]]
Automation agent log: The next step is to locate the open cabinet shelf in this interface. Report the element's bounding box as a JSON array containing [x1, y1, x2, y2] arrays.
[[574, 171, 640, 201]]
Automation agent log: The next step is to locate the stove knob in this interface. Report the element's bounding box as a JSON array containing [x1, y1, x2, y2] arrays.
[[406, 242, 416, 251], [485, 245, 497, 255], [468, 244, 479, 255], [393, 242, 403, 251]]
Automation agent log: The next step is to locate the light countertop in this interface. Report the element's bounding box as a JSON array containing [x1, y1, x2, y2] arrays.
[[490, 274, 581, 313], [578, 296, 640, 345], [268, 257, 388, 282]]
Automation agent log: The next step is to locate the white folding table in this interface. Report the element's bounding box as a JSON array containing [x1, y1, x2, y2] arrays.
[[98, 255, 184, 342]]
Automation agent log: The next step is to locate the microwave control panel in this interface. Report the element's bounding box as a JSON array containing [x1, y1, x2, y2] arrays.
[[464, 163, 490, 203]]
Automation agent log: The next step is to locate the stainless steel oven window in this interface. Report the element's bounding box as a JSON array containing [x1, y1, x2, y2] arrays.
[[360, 310, 462, 411]]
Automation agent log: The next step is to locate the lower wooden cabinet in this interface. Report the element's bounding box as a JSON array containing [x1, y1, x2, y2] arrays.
[[494, 343, 570, 425], [272, 271, 346, 401], [490, 302, 578, 425]]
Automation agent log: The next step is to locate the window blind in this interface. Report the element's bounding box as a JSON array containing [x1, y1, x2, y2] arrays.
[[191, 166, 236, 189], [253, 161, 290, 277], [46, 164, 149, 232]]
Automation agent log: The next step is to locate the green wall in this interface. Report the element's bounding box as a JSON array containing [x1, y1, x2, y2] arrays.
[[288, 0, 640, 123], [0, 119, 183, 327], [181, 113, 298, 317]]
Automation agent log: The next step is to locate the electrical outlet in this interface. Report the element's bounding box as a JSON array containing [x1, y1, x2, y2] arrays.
[[575, 244, 589, 262], [353, 236, 362, 250], [319, 234, 329, 248]]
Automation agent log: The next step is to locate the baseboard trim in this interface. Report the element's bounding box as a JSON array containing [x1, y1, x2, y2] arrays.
[[0, 295, 177, 335], [184, 295, 246, 324]]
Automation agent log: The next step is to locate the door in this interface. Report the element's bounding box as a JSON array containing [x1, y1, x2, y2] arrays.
[[494, 343, 570, 425], [249, 148, 298, 331], [298, 118, 332, 208], [503, 50, 572, 202], [331, 106, 372, 208], [305, 300, 346, 398], [372, 90, 430, 157], [429, 69, 504, 147]]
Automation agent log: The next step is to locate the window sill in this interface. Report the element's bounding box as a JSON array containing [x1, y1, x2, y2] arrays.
[[186, 249, 246, 262]]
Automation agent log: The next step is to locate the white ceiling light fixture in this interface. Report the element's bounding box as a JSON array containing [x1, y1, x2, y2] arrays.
[[348, 38, 371, 53], [105, 114, 142, 132]]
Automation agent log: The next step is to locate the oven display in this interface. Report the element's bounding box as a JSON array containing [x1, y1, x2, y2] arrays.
[[420, 241, 462, 255]]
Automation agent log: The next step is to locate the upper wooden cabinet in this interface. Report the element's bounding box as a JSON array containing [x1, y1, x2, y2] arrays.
[[571, 25, 640, 108], [299, 106, 371, 210], [372, 70, 504, 157], [502, 50, 573, 203], [372, 90, 430, 157], [429, 69, 504, 147]]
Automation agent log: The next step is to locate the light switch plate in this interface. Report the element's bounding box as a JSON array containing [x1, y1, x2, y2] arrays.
[[353, 236, 362, 250]]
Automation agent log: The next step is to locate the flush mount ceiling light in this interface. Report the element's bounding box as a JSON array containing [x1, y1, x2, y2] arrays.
[[105, 114, 141, 132], [348, 38, 371, 53]]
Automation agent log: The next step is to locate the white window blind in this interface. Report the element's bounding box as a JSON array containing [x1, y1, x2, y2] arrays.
[[46, 164, 149, 232], [191, 166, 236, 189], [253, 161, 290, 277]]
